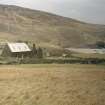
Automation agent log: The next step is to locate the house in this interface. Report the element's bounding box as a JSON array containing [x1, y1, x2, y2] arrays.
[[2, 43, 32, 58]]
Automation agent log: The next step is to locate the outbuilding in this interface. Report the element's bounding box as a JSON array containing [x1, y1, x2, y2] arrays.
[[2, 43, 32, 58]]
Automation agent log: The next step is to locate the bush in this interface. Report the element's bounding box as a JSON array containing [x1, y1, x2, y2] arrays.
[[96, 41, 105, 48], [20, 57, 105, 64]]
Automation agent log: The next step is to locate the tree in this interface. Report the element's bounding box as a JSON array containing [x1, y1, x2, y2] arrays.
[[37, 47, 43, 58], [32, 43, 37, 57], [96, 41, 105, 48]]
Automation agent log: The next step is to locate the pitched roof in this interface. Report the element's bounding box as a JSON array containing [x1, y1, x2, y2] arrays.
[[7, 43, 31, 52]]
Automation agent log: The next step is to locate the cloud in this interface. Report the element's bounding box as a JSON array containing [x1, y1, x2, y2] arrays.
[[51, 0, 105, 24]]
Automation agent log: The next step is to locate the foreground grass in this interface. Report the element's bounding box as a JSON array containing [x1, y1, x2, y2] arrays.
[[0, 64, 105, 105]]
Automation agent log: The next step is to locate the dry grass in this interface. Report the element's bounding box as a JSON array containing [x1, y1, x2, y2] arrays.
[[0, 5, 105, 48], [73, 53, 105, 59], [0, 64, 105, 105]]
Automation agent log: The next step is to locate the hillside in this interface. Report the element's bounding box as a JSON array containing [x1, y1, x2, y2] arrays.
[[0, 5, 105, 48]]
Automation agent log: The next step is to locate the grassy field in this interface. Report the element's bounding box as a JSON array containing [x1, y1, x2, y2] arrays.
[[72, 53, 105, 59], [0, 64, 105, 105]]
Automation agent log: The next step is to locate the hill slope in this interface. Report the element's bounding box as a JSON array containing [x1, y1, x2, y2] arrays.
[[0, 5, 105, 48]]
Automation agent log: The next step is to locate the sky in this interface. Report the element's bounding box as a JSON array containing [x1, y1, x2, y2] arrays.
[[0, 0, 105, 25]]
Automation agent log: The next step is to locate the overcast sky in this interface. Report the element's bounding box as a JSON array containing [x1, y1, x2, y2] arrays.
[[0, 0, 105, 24]]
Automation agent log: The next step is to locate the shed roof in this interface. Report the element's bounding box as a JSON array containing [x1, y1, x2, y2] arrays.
[[7, 43, 31, 52]]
